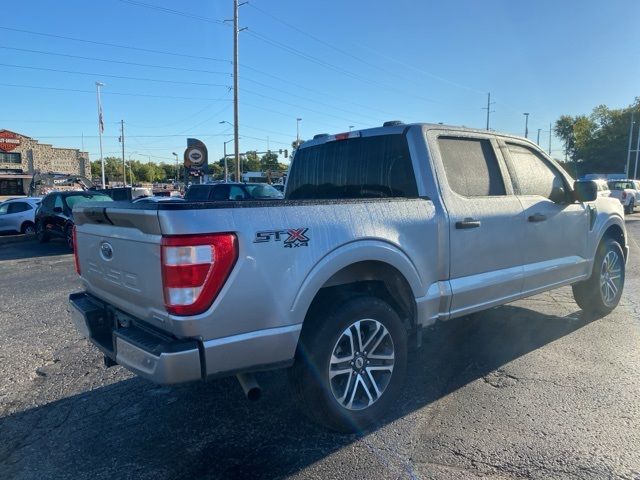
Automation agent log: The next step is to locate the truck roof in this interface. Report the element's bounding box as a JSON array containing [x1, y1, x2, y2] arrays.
[[300, 122, 532, 150]]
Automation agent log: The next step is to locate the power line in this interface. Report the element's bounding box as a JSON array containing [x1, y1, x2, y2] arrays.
[[117, 0, 226, 25], [0, 62, 231, 88], [247, 3, 481, 97], [0, 82, 235, 101], [0, 45, 231, 76], [0, 25, 230, 63]]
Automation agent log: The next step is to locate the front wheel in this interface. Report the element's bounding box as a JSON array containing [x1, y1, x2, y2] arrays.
[[572, 238, 625, 317], [289, 296, 407, 432], [21, 221, 35, 235]]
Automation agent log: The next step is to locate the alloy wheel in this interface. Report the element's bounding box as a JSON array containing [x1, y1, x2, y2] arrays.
[[600, 249, 622, 307], [328, 318, 395, 411]]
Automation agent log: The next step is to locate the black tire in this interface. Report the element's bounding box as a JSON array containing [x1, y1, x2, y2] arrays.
[[572, 238, 625, 317], [289, 296, 407, 433], [65, 225, 74, 251], [35, 220, 49, 243], [21, 221, 35, 235]]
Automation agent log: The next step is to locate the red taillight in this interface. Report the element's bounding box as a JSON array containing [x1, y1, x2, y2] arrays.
[[72, 226, 81, 275], [161, 233, 238, 316]]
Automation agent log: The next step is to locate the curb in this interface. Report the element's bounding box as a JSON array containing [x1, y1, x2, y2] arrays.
[[0, 234, 37, 246]]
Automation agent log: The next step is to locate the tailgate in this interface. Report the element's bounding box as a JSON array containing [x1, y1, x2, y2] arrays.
[[74, 203, 168, 325]]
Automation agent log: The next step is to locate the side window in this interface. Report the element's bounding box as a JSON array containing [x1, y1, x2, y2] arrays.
[[8, 202, 30, 214], [228, 186, 247, 200], [506, 143, 566, 200], [54, 195, 64, 210], [0, 203, 8, 215], [210, 185, 229, 201], [41, 195, 54, 210], [438, 137, 506, 197]]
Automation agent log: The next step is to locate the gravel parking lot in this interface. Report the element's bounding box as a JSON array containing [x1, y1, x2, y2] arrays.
[[1, 219, 640, 480]]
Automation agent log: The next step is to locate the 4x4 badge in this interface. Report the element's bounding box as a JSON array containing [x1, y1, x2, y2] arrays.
[[254, 228, 309, 248]]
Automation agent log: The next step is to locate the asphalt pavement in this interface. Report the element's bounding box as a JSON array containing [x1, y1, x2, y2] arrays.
[[1, 221, 640, 479]]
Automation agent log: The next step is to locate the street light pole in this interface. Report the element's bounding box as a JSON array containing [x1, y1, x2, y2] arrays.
[[172, 152, 179, 185], [523, 113, 530, 138], [536, 128, 541, 145], [349, 125, 354, 131], [625, 111, 635, 177], [296, 117, 302, 146]]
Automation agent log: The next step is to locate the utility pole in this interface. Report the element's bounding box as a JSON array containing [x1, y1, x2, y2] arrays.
[[523, 113, 529, 138], [634, 122, 640, 179], [625, 111, 635, 177], [120, 120, 126, 185], [233, 0, 241, 183], [536, 128, 541, 145], [548, 122, 552, 155], [483, 92, 494, 130], [95, 82, 105, 189]]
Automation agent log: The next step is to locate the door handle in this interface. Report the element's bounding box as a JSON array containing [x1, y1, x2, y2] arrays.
[[528, 213, 547, 222], [455, 218, 481, 229]]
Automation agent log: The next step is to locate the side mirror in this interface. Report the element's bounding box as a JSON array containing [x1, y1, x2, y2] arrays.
[[53, 206, 63, 213], [574, 181, 597, 202], [550, 184, 567, 204]]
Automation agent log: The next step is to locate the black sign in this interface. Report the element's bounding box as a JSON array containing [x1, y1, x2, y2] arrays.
[[184, 138, 208, 173]]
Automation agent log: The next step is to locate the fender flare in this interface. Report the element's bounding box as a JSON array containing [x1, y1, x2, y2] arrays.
[[289, 239, 424, 325]]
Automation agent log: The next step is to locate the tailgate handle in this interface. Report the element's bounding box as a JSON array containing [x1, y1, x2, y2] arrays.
[[528, 213, 547, 223], [455, 218, 481, 229]]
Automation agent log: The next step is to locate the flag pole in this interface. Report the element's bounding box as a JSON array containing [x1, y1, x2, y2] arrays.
[[96, 82, 105, 188]]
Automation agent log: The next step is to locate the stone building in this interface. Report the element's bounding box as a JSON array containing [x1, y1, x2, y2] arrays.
[[0, 130, 90, 196]]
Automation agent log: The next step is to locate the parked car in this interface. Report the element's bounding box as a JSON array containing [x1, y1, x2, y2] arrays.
[[271, 184, 285, 193], [70, 122, 627, 432], [607, 179, 640, 214], [184, 182, 284, 201], [0, 197, 41, 234], [35, 191, 113, 250]]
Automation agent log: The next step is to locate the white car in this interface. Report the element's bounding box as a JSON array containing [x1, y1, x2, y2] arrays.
[[0, 197, 41, 235], [607, 180, 640, 214]]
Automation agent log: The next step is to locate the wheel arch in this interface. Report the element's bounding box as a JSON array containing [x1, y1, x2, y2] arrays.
[[291, 241, 423, 333], [599, 221, 627, 260]]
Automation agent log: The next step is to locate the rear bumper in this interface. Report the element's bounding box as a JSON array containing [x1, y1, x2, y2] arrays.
[[69, 292, 300, 384]]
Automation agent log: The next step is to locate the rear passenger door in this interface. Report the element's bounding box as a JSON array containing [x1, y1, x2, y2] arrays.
[[501, 141, 590, 293], [431, 133, 526, 317]]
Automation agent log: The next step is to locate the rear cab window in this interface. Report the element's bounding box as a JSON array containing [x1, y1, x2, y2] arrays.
[[286, 134, 418, 200]]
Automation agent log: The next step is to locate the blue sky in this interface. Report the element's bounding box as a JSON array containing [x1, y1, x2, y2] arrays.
[[1, 0, 638, 165]]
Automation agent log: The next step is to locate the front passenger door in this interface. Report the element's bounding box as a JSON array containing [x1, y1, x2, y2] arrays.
[[501, 141, 590, 293]]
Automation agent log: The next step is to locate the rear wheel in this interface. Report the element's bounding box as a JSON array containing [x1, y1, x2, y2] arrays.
[[35, 220, 49, 243], [21, 222, 35, 235], [572, 238, 625, 317], [289, 296, 407, 432]]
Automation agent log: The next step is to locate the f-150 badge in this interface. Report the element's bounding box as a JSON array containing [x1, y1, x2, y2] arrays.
[[254, 228, 309, 248]]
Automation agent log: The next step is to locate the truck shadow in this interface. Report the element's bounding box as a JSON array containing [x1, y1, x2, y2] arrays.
[[0, 238, 71, 261], [0, 304, 591, 479]]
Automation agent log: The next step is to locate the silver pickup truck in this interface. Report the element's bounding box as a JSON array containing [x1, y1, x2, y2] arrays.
[[69, 122, 628, 432]]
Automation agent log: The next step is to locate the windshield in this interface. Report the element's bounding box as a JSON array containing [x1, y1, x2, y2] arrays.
[[608, 181, 633, 190], [64, 194, 113, 209], [245, 184, 284, 199]]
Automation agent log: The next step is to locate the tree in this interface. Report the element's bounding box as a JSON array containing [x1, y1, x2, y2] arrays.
[[554, 98, 640, 176], [260, 152, 279, 170], [244, 151, 261, 172], [291, 139, 304, 150]]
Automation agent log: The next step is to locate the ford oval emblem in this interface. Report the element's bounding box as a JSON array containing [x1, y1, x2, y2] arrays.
[[100, 242, 114, 260]]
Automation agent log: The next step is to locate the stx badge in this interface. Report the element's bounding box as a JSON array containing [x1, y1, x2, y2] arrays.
[[254, 228, 309, 248]]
